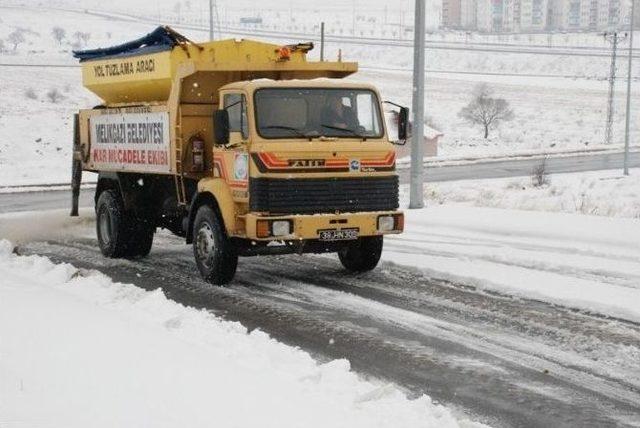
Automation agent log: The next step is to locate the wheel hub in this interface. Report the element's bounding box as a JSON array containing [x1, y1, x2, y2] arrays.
[[99, 209, 111, 246], [196, 223, 216, 268]]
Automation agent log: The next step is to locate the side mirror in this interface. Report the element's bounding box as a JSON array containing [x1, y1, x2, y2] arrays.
[[214, 110, 230, 145], [398, 107, 409, 142], [383, 101, 409, 146]]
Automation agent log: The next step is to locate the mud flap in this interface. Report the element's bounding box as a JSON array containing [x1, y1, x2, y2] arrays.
[[70, 113, 82, 217]]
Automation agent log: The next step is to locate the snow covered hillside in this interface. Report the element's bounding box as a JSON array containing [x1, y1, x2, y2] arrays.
[[0, 3, 638, 185], [0, 239, 485, 428]]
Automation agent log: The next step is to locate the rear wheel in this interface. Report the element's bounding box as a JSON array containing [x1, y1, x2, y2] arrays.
[[127, 223, 154, 258], [96, 190, 129, 258], [96, 189, 154, 259], [193, 205, 238, 285], [338, 236, 383, 272]]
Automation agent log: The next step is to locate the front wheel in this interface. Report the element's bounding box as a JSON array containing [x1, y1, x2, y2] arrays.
[[192, 205, 238, 285], [338, 236, 383, 272]]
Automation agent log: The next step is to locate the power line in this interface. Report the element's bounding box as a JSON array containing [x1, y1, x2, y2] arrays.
[[46, 7, 640, 59]]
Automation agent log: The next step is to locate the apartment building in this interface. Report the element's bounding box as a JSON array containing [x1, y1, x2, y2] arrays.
[[443, 0, 637, 32], [442, 0, 479, 28]]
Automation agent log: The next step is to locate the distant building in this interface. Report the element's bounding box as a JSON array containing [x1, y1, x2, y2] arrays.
[[520, 0, 549, 29], [477, 0, 505, 30], [239, 17, 263, 24], [441, 0, 636, 32], [442, 0, 462, 27], [461, 0, 479, 28], [384, 111, 441, 159], [442, 0, 478, 29], [502, 0, 521, 31], [395, 125, 442, 159]]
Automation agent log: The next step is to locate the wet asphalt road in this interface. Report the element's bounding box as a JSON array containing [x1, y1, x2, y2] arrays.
[[17, 236, 640, 428], [397, 151, 640, 183], [1, 150, 638, 214], [0, 188, 93, 213]]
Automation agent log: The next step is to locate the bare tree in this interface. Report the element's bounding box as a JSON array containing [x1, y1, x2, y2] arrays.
[[458, 84, 514, 139], [72, 31, 90, 47], [7, 30, 25, 51], [52, 26, 66, 44], [0, 39, 5, 52], [46, 88, 64, 103], [24, 88, 38, 100], [79, 32, 90, 45], [531, 156, 550, 187]]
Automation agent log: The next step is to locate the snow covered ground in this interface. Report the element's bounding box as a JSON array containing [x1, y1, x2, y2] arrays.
[[0, 4, 638, 185], [384, 205, 640, 324], [0, 238, 485, 428], [415, 168, 640, 218], [378, 170, 640, 323], [1, 168, 639, 424]]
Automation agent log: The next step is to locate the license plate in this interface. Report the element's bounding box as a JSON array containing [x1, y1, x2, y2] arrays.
[[318, 228, 359, 241]]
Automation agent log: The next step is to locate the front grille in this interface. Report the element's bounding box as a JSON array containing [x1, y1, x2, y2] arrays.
[[249, 176, 399, 214]]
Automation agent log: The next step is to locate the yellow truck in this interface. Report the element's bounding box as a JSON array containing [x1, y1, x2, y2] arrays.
[[71, 27, 408, 285]]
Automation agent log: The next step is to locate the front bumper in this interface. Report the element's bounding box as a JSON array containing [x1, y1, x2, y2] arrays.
[[244, 210, 404, 241]]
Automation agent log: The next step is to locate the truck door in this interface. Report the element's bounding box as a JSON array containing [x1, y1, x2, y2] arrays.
[[214, 92, 249, 202]]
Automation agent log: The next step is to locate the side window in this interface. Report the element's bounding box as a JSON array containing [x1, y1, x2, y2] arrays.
[[355, 92, 380, 135], [223, 93, 248, 138]]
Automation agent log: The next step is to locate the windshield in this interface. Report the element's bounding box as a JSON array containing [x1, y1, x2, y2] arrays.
[[254, 88, 384, 139]]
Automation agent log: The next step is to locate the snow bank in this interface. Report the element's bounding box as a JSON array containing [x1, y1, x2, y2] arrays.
[[384, 205, 640, 323], [414, 169, 640, 219], [0, 240, 485, 428]]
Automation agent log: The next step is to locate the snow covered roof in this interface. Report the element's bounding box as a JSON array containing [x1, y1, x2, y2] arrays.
[[384, 109, 443, 140], [424, 124, 444, 139]]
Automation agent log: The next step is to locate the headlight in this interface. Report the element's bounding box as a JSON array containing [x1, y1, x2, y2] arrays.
[[272, 220, 291, 236], [377, 215, 395, 232]]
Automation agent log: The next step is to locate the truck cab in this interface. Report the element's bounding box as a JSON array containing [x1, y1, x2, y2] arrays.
[[72, 27, 407, 284], [188, 79, 404, 282]]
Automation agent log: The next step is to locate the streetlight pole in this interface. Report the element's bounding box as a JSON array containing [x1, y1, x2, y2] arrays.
[[209, 0, 214, 41], [623, 0, 636, 176], [410, 0, 426, 209]]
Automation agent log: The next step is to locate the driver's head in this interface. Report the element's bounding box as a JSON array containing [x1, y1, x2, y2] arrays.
[[327, 94, 343, 112]]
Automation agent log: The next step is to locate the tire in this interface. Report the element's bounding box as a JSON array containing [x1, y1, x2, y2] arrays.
[[192, 205, 238, 285], [96, 189, 154, 259], [127, 223, 154, 258], [338, 236, 383, 272], [96, 189, 130, 258]]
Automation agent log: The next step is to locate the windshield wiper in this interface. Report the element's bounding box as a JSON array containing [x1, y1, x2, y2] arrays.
[[261, 125, 308, 138], [320, 124, 366, 139]]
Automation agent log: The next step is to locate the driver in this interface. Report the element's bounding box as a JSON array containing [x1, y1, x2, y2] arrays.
[[321, 94, 357, 130]]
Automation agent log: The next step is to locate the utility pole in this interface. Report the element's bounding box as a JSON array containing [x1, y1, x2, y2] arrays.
[[209, 0, 221, 41], [410, 0, 426, 209], [320, 22, 325, 61], [352, 0, 356, 36], [623, 0, 636, 175], [604, 31, 627, 145], [209, 0, 214, 40]]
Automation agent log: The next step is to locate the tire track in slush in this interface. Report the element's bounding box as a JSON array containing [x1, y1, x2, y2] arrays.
[[17, 237, 640, 428]]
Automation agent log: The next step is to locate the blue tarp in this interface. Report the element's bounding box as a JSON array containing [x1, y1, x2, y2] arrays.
[[73, 26, 181, 62]]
